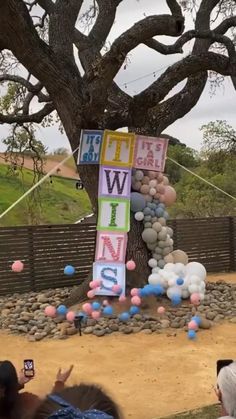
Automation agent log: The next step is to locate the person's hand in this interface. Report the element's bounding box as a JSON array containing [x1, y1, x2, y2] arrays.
[[56, 365, 74, 383], [18, 369, 34, 386]]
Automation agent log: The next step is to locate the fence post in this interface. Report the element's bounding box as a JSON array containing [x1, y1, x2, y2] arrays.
[[28, 226, 36, 291], [229, 217, 236, 272]]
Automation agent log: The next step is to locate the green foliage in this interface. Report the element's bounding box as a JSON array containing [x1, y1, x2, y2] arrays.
[[166, 145, 199, 184], [0, 164, 91, 227]]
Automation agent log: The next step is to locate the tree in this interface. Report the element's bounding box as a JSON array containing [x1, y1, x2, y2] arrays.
[[0, 0, 236, 303]]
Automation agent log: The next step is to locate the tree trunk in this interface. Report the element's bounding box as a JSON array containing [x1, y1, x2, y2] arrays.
[[64, 163, 150, 306]]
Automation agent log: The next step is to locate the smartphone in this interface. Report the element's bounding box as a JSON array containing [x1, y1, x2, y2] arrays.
[[24, 359, 35, 378], [217, 359, 233, 376]]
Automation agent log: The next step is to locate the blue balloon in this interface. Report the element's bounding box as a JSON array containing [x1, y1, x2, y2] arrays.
[[147, 203, 153, 209], [64, 265, 75, 276], [153, 285, 164, 296], [155, 208, 164, 217], [192, 316, 201, 326], [129, 306, 140, 316], [92, 301, 101, 311], [76, 311, 87, 322], [143, 207, 152, 216], [57, 305, 67, 315], [103, 306, 113, 316], [159, 203, 166, 209], [163, 211, 169, 219], [150, 203, 157, 210], [119, 312, 130, 322], [150, 210, 155, 217], [176, 278, 184, 286], [188, 330, 196, 340], [143, 284, 154, 296], [130, 192, 146, 212], [171, 295, 182, 306]]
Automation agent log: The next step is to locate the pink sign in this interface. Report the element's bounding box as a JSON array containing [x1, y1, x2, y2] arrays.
[[95, 231, 127, 263], [134, 135, 168, 172]]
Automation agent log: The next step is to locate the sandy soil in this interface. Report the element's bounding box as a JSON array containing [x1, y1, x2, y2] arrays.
[[0, 277, 235, 419]]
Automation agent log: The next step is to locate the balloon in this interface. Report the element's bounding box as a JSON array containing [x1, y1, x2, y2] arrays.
[[171, 250, 188, 265], [174, 263, 186, 277], [130, 288, 139, 297], [148, 273, 162, 286], [149, 179, 157, 188], [57, 305, 67, 316], [44, 306, 56, 318], [163, 176, 169, 185], [161, 186, 176, 206], [188, 330, 196, 340], [148, 258, 158, 268], [89, 280, 101, 289], [140, 185, 150, 194], [66, 311, 75, 322], [131, 296, 141, 306], [119, 312, 130, 322], [186, 262, 207, 281], [152, 222, 162, 233], [92, 301, 101, 311], [190, 293, 201, 306], [87, 290, 95, 299], [188, 320, 198, 330], [135, 170, 144, 181], [103, 300, 109, 306], [103, 306, 113, 316], [112, 284, 122, 295], [134, 212, 144, 221], [171, 295, 182, 305], [192, 316, 201, 326], [91, 311, 100, 320], [82, 303, 92, 314], [142, 176, 150, 185], [64, 265, 75, 276], [130, 306, 140, 316], [157, 306, 165, 315], [11, 260, 24, 273], [118, 295, 127, 303], [130, 192, 146, 212], [142, 228, 158, 244], [126, 260, 136, 271], [149, 188, 156, 196], [152, 285, 164, 296]]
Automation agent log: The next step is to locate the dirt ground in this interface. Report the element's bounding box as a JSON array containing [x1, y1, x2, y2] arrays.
[[0, 273, 235, 419]]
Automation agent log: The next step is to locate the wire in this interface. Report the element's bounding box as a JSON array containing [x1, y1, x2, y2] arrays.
[[167, 156, 236, 202], [0, 146, 80, 220]]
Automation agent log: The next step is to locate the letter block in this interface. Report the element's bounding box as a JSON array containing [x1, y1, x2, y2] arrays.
[[98, 166, 131, 199], [133, 135, 168, 172], [78, 130, 103, 164], [93, 262, 126, 296], [100, 130, 135, 168], [95, 231, 127, 263], [97, 197, 130, 232]]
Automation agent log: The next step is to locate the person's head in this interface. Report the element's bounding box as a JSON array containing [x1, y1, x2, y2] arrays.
[[0, 360, 19, 419], [217, 361, 236, 418], [34, 384, 122, 419]]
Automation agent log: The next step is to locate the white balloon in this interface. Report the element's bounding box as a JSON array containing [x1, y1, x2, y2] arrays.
[[174, 263, 186, 277], [152, 267, 160, 274], [148, 258, 158, 268], [199, 293, 205, 301], [186, 262, 207, 281], [189, 275, 202, 285], [167, 286, 181, 300], [188, 284, 200, 294], [164, 263, 175, 272], [168, 278, 177, 287], [148, 273, 162, 285], [200, 281, 206, 291], [149, 188, 156, 196], [134, 211, 144, 221], [181, 289, 190, 299]]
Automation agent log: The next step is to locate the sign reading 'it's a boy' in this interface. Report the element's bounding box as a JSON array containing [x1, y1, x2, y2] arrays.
[[78, 129, 168, 297]]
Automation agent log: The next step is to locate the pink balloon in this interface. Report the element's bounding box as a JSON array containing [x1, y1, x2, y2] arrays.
[[188, 320, 198, 330], [87, 290, 95, 299], [44, 305, 56, 318], [148, 171, 157, 179], [12, 260, 24, 273], [126, 260, 136, 271], [103, 300, 109, 307], [119, 295, 127, 303], [91, 311, 100, 320], [190, 293, 201, 306], [163, 176, 169, 185], [66, 311, 75, 322], [130, 288, 139, 297], [156, 185, 165, 194], [82, 303, 92, 314], [89, 281, 97, 289], [157, 306, 165, 315], [157, 173, 164, 183], [162, 186, 176, 206], [131, 296, 141, 306], [112, 284, 122, 294]]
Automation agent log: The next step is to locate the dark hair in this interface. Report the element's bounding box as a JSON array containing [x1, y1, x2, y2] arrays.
[[0, 361, 20, 419], [34, 384, 122, 419]]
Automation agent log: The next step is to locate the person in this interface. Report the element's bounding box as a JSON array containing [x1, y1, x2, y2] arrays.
[[216, 361, 236, 418], [0, 360, 73, 419], [33, 383, 122, 419]]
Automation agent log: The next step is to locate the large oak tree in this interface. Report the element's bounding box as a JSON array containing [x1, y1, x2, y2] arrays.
[[0, 0, 236, 303]]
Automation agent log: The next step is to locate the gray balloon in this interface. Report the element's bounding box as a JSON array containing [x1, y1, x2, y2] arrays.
[[142, 228, 158, 244], [130, 192, 146, 212]]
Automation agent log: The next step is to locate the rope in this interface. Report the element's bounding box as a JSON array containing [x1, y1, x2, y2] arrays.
[[0, 146, 80, 220], [167, 156, 236, 202]]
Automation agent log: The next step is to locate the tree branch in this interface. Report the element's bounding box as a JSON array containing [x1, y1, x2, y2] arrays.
[[0, 102, 54, 124]]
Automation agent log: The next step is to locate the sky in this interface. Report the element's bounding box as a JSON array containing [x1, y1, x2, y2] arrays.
[[0, 0, 235, 152]]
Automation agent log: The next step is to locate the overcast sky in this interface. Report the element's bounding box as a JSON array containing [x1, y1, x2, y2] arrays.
[[0, 0, 235, 152]]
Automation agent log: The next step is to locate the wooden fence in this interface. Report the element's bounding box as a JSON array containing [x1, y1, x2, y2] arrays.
[[0, 217, 235, 296]]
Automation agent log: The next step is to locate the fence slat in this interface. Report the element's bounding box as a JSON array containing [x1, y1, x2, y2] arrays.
[[0, 217, 235, 296]]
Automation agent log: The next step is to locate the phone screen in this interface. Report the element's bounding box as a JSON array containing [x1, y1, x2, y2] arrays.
[[217, 359, 233, 376], [24, 359, 35, 378]]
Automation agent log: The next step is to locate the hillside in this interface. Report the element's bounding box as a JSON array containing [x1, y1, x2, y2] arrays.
[[0, 164, 91, 227]]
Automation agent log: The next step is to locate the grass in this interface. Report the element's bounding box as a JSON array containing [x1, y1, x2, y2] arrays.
[[0, 164, 91, 226], [158, 405, 219, 419]]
